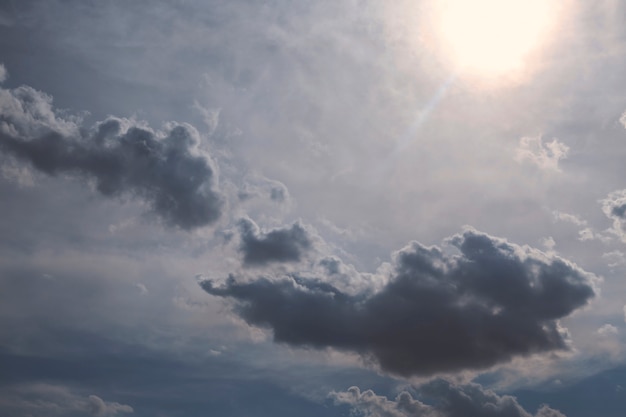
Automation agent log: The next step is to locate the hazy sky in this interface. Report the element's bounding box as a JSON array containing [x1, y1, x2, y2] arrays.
[[1, 1, 626, 416]]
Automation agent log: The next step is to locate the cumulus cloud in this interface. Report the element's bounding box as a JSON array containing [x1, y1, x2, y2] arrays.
[[331, 380, 566, 417], [515, 136, 569, 172], [237, 217, 313, 266], [0, 83, 223, 230], [601, 190, 626, 242], [0, 383, 133, 417], [202, 229, 597, 376]]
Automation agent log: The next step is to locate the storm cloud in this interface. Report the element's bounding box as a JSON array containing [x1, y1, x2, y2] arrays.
[[202, 229, 597, 377], [331, 380, 566, 417], [0, 84, 223, 230], [237, 217, 313, 266]]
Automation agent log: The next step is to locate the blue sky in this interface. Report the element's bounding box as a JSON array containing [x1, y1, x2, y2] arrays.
[[1, 1, 626, 416]]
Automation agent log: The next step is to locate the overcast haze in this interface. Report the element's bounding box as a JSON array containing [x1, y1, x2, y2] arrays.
[[1, 1, 626, 416]]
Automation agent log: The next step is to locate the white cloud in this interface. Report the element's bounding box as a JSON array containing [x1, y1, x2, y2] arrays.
[[597, 324, 619, 336], [602, 251, 626, 268], [552, 211, 587, 227], [620, 110, 626, 129], [515, 136, 569, 172]]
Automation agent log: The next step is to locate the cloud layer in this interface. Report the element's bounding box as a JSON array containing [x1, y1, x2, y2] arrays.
[[0, 84, 223, 230], [202, 229, 597, 377]]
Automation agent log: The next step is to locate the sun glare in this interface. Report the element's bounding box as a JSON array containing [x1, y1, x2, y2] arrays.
[[434, 0, 556, 76]]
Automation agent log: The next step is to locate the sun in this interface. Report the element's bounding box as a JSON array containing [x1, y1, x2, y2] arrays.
[[433, 0, 556, 76]]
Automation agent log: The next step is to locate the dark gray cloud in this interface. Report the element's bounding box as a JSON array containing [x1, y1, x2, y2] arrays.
[[331, 380, 566, 417], [611, 204, 626, 219], [202, 229, 597, 376], [269, 182, 289, 202], [238, 217, 313, 266], [0, 84, 223, 230]]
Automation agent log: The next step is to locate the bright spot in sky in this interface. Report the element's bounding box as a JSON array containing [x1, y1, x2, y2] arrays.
[[435, 0, 555, 75]]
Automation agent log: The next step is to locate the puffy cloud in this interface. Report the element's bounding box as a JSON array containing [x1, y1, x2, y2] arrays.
[[331, 380, 566, 417], [331, 386, 436, 417], [237, 217, 313, 266], [0, 83, 223, 230], [515, 137, 569, 172], [0, 85, 79, 138], [601, 190, 626, 242], [202, 229, 597, 377]]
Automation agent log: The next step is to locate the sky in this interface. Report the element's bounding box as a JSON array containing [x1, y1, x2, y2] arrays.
[[1, 0, 626, 416]]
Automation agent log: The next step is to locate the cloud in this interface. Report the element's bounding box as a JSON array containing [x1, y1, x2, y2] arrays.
[[602, 251, 626, 268], [135, 283, 148, 295], [620, 110, 626, 129], [515, 136, 569, 172], [331, 380, 566, 417], [0, 63, 7, 83], [0, 383, 133, 417], [237, 217, 313, 266], [237, 176, 291, 204], [551, 211, 602, 242], [269, 182, 289, 202], [551, 211, 587, 227], [597, 324, 618, 336], [201, 229, 597, 377], [0, 82, 223, 230], [601, 190, 626, 242], [87, 395, 133, 416]]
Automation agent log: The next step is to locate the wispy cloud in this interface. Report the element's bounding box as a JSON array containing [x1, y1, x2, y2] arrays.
[[515, 136, 569, 172]]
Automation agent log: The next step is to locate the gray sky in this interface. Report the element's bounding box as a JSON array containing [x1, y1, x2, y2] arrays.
[[1, 1, 626, 416]]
